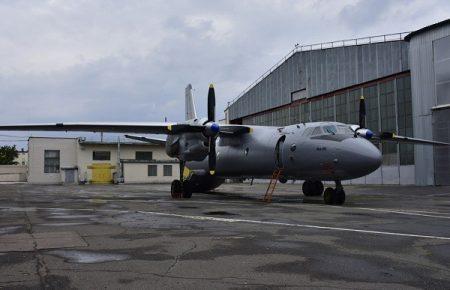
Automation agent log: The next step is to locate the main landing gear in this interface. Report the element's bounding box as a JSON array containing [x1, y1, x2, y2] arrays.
[[323, 180, 345, 205], [170, 180, 192, 199], [302, 180, 324, 197]]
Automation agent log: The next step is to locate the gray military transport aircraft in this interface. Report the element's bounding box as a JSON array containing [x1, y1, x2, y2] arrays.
[[0, 84, 448, 205]]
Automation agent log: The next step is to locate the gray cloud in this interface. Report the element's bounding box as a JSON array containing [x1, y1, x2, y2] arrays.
[[0, 0, 448, 147]]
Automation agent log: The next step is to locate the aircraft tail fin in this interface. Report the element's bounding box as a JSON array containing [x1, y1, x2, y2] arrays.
[[185, 84, 197, 121]]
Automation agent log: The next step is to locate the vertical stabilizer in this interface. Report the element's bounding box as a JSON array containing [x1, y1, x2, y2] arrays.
[[185, 84, 197, 120]]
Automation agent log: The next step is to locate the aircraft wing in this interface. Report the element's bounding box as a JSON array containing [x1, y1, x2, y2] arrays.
[[124, 134, 166, 145], [375, 132, 450, 146], [0, 122, 252, 136], [0, 122, 174, 134]]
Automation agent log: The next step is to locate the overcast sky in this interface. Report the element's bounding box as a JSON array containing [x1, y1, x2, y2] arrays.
[[0, 0, 449, 147]]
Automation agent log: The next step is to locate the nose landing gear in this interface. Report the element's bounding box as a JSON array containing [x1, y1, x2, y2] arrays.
[[170, 180, 192, 199], [323, 180, 345, 205]]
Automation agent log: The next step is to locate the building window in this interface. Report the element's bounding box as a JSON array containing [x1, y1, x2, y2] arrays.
[[335, 93, 347, 123], [348, 88, 361, 125], [300, 102, 310, 123], [136, 151, 153, 161], [163, 165, 172, 176], [322, 96, 334, 121], [397, 76, 414, 165], [310, 99, 322, 122], [379, 80, 398, 165], [44, 150, 60, 173], [363, 85, 379, 131], [289, 104, 301, 124], [93, 151, 111, 161], [148, 165, 157, 176]]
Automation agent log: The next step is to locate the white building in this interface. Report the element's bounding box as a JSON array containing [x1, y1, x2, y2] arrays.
[[27, 137, 179, 184], [14, 149, 28, 166]]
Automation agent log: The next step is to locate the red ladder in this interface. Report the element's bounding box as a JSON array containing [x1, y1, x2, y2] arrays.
[[263, 168, 283, 203]]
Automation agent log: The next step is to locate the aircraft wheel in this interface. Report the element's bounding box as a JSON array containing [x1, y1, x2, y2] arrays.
[[313, 181, 324, 196], [302, 181, 313, 196], [171, 180, 183, 199], [182, 180, 193, 199], [323, 187, 334, 205], [334, 188, 345, 205], [278, 176, 287, 184]]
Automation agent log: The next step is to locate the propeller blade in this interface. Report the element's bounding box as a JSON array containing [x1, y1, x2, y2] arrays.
[[359, 96, 366, 129], [208, 137, 216, 175], [207, 84, 215, 122]]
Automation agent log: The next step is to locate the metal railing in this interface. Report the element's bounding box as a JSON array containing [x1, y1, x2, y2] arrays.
[[227, 31, 411, 109]]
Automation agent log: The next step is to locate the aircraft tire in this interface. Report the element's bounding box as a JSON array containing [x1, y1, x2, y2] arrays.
[[171, 180, 183, 199], [323, 187, 334, 204], [302, 181, 313, 196], [182, 181, 193, 199], [334, 189, 345, 205], [278, 176, 288, 184], [313, 181, 324, 196]]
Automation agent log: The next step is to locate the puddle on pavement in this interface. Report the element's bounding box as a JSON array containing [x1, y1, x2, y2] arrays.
[[0, 226, 22, 235], [48, 250, 129, 264], [178, 206, 199, 209]]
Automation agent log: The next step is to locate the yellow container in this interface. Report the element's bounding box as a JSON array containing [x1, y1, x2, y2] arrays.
[[87, 163, 116, 184]]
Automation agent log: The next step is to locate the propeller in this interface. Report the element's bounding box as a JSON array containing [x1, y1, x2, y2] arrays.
[[207, 84, 218, 175], [354, 95, 449, 146]]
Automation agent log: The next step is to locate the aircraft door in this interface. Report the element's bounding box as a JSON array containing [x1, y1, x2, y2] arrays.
[[275, 135, 286, 169]]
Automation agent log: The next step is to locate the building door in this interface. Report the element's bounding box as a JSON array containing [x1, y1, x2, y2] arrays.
[[433, 107, 450, 185], [88, 163, 115, 184], [65, 169, 75, 183]]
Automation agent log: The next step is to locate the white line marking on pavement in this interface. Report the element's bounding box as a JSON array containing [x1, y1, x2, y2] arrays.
[[134, 210, 450, 241], [2, 206, 450, 241], [353, 207, 450, 219]]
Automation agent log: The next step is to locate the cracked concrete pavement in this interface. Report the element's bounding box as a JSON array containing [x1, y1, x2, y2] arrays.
[[0, 183, 450, 289]]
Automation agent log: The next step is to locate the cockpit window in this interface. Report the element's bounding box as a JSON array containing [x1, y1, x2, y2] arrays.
[[311, 126, 323, 136], [323, 125, 337, 135], [336, 125, 354, 135], [302, 127, 314, 136]]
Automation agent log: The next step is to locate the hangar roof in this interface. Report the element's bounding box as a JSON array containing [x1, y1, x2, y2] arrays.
[[405, 19, 450, 41]]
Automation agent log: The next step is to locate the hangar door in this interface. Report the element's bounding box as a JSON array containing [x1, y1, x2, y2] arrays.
[[433, 107, 450, 185]]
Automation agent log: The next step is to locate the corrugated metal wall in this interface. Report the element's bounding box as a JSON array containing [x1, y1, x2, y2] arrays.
[[229, 40, 409, 120], [408, 22, 450, 185]]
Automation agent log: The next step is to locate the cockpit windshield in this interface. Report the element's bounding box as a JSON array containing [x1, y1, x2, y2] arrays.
[[336, 125, 354, 135], [323, 125, 337, 135], [303, 125, 354, 137]]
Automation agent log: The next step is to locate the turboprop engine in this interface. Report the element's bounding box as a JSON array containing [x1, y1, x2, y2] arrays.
[[165, 133, 209, 162]]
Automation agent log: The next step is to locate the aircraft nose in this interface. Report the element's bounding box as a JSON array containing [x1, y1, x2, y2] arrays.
[[340, 138, 382, 178]]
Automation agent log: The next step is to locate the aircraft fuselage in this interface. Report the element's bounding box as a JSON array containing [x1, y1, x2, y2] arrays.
[[186, 122, 382, 182]]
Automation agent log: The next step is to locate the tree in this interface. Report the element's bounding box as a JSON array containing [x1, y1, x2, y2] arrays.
[[0, 145, 19, 165]]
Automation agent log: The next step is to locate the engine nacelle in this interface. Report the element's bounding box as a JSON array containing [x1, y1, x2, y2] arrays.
[[356, 128, 374, 139], [165, 133, 209, 161]]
